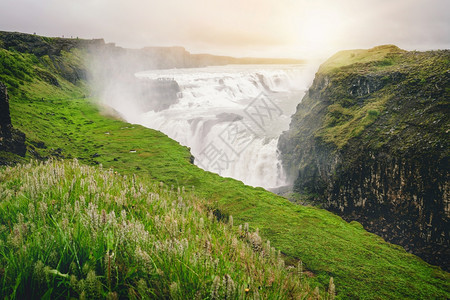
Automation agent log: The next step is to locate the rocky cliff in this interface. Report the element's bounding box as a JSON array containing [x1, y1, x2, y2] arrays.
[[0, 81, 26, 162], [278, 45, 450, 270]]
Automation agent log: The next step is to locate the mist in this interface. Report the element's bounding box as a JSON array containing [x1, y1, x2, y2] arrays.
[[5, 0, 444, 186], [83, 41, 317, 188]]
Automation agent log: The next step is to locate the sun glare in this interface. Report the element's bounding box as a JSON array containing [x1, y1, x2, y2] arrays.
[[291, 5, 344, 57]]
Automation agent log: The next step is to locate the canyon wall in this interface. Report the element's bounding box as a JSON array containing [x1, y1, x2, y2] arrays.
[[278, 45, 449, 270]]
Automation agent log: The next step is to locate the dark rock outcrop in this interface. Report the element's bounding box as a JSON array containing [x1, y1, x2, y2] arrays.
[[0, 82, 12, 134], [279, 46, 450, 270], [0, 82, 26, 160], [121, 78, 181, 112]]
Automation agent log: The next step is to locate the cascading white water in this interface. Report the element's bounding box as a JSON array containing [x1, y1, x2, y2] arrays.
[[126, 64, 315, 189]]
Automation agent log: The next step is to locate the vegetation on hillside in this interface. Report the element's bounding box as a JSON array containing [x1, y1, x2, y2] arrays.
[[278, 45, 449, 272], [0, 159, 325, 299], [0, 34, 449, 299], [0, 48, 86, 99], [316, 45, 449, 150]]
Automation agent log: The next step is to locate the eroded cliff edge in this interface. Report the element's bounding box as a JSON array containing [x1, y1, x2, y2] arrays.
[[278, 45, 449, 270], [0, 81, 26, 164]]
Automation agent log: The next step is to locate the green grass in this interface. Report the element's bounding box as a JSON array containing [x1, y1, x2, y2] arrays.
[[0, 160, 321, 299], [319, 94, 389, 148], [318, 45, 405, 74], [1, 41, 449, 299], [0, 49, 35, 94], [6, 92, 450, 300]]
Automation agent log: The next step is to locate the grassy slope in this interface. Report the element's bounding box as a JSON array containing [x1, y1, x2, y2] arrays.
[[1, 44, 449, 299], [0, 160, 319, 299]]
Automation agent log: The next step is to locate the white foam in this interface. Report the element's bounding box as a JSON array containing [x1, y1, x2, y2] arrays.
[[113, 64, 316, 189]]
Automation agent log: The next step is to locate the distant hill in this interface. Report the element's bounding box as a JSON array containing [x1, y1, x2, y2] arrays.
[[0, 30, 303, 71]]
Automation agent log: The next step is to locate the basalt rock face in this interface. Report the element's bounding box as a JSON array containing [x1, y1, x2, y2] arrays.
[[0, 82, 12, 133], [0, 82, 26, 161], [278, 45, 450, 270]]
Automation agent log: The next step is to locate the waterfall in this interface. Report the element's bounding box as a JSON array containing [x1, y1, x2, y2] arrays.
[[115, 64, 315, 189]]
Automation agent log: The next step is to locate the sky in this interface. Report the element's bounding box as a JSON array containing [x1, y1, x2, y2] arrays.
[[1, 0, 449, 59]]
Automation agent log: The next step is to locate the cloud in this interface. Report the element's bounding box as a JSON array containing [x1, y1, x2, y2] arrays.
[[0, 0, 449, 58]]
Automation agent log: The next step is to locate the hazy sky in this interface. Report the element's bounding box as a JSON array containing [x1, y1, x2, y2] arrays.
[[1, 0, 449, 59]]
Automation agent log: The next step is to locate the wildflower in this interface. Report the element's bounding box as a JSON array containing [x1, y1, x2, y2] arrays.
[[61, 218, 69, 231], [101, 209, 107, 225], [297, 260, 303, 278], [27, 203, 35, 219], [249, 230, 262, 252], [169, 282, 179, 298], [82, 263, 90, 276], [313, 286, 320, 299], [33, 261, 46, 285], [43, 265, 52, 284], [38, 202, 48, 218], [231, 237, 238, 250], [120, 209, 127, 220], [79, 291, 86, 300], [106, 292, 118, 300], [224, 274, 236, 299], [86, 203, 100, 231], [254, 288, 260, 300], [136, 279, 148, 299], [69, 275, 78, 292], [213, 258, 219, 272], [328, 277, 336, 300], [277, 253, 285, 269], [74, 200, 80, 215], [86, 270, 100, 298], [211, 276, 221, 299], [204, 239, 212, 254], [135, 246, 154, 273]]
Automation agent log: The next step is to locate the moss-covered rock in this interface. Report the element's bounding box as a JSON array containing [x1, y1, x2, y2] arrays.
[[279, 45, 450, 270]]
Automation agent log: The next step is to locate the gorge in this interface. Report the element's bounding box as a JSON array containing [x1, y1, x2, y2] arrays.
[[99, 42, 449, 271], [0, 31, 449, 298]]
